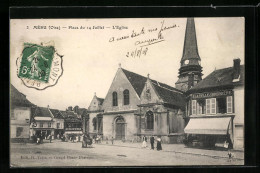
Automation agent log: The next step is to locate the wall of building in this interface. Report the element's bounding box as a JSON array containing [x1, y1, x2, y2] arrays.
[[103, 112, 137, 141], [233, 86, 244, 149], [53, 119, 64, 129], [10, 107, 31, 139], [102, 69, 141, 112]]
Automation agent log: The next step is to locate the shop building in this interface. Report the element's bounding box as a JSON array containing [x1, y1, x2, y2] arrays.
[[184, 59, 244, 150], [61, 106, 83, 138], [49, 109, 65, 139], [10, 84, 35, 142], [30, 106, 54, 138]]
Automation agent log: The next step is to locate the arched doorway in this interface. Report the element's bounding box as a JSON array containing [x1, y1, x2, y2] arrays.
[[115, 116, 125, 140]]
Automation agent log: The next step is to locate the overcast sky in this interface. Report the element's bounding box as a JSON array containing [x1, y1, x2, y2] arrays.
[[10, 17, 244, 110]]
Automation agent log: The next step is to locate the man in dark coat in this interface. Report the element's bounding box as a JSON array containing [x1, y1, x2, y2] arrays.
[[150, 135, 155, 150]]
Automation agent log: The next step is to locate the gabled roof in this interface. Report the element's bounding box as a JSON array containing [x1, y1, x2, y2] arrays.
[[10, 84, 34, 107], [150, 81, 186, 108], [188, 65, 244, 93], [96, 97, 104, 105], [122, 68, 185, 108], [49, 109, 64, 119], [121, 68, 147, 97], [33, 107, 53, 118]]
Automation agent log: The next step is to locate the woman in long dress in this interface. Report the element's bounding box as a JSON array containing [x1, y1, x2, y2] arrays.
[[142, 135, 147, 148], [156, 136, 162, 151]]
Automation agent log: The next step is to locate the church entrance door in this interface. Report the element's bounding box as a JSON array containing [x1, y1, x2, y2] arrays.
[[115, 117, 125, 140]]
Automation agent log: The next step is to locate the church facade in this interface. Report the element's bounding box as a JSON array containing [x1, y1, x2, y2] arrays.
[[100, 66, 186, 143]]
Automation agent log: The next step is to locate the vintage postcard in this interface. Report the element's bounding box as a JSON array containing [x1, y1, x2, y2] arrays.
[[10, 17, 245, 167]]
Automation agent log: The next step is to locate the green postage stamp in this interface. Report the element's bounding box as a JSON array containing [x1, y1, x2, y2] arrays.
[[16, 42, 63, 90]]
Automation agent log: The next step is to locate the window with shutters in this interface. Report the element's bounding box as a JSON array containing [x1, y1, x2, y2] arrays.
[[123, 89, 129, 105], [206, 98, 216, 114], [192, 100, 197, 115], [112, 92, 118, 106], [226, 96, 233, 113]]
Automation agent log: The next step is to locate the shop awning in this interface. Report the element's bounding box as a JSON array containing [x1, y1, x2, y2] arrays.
[[184, 117, 231, 135], [65, 131, 83, 135], [34, 117, 52, 121]]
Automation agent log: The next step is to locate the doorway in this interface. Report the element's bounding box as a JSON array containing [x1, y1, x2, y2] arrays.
[[115, 116, 125, 140]]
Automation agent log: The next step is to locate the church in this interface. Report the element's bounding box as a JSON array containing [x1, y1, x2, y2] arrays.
[[83, 18, 201, 143], [83, 18, 244, 148]]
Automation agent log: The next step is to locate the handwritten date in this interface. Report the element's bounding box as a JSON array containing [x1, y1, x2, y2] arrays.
[[126, 47, 148, 58]]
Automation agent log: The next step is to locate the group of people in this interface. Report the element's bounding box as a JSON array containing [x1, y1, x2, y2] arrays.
[[142, 135, 162, 151]]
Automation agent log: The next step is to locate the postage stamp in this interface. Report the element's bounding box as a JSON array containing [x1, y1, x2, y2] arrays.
[[16, 42, 63, 90]]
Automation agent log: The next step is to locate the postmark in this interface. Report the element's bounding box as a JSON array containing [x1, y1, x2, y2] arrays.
[[16, 42, 63, 90]]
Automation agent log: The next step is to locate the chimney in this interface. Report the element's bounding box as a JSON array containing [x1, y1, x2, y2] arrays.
[[233, 58, 241, 81], [188, 72, 194, 89], [73, 105, 79, 114], [68, 106, 73, 111]]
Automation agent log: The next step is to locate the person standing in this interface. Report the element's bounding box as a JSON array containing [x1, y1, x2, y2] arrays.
[[156, 136, 162, 151], [150, 135, 155, 150], [142, 135, 147, 148], [111, 136, 114, 145]]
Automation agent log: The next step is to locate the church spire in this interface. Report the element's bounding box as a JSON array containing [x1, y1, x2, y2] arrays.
[[181, 18, 201, 62], [175, 18, 203, 92]]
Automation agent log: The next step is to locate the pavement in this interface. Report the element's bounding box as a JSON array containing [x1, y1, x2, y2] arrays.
[[97, 140, 244, 160], [10, 140, 244, 167]]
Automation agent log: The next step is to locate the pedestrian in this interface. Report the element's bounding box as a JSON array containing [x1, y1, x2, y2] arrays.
[[227, 150, 234, 162], [111, 136, 114, 145], [156, 136, 162, 151], [57, 133, 60, 140], [49, 134, 52, 143], [142, 135, 147, 148], [150, 135, 155, 150], [106, 137, 108, 144]]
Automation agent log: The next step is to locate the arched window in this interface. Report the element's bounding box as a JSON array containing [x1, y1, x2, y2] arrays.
[[146, 111, 154, 130], [146, 89, 151, 100], [93, 117, 97, 131], [123, 89, 130, 105], [112, 92, 118, 106]]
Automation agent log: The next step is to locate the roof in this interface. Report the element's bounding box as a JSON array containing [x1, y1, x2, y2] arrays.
[[150, 81, 186, 108], [10, 84, 34, 107], [188, 65, 244, 93], [96, 97, 104, 105], [33, 107, 53, 118], [60, 110, 81, 121], [181, 18, 200, 61], [122, 68, 185, 108], [121, 68, 147, 97], [49, 109, 64, 119]]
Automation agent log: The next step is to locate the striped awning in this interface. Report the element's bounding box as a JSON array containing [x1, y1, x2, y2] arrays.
[[184, 117, 231, 135]]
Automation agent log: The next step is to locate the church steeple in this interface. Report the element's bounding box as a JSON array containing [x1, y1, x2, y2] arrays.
[[175, 18, 203, 92]]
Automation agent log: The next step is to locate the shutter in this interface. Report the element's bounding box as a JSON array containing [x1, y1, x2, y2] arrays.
[[206, 99, 211, 114], [192, 100, 197, 115], [227, 96, 233, 113], [211, 98, 216, 114]]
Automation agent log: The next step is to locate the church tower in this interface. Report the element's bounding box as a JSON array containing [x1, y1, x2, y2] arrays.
[[175, 18, 203, 92]]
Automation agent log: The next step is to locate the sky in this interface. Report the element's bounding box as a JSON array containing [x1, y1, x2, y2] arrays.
[[10, 17, 244, 110]]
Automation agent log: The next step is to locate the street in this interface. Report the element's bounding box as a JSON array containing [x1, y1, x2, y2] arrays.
[[10, 140, 244, 167]]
